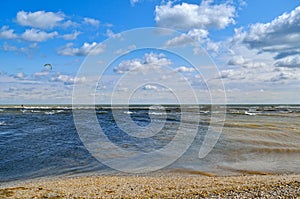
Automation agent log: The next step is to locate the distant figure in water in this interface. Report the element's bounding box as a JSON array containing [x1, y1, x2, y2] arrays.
[[21, 104, 24, 108]]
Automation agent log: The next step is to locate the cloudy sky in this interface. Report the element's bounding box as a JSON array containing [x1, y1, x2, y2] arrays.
[[0, 0, 299, 104]]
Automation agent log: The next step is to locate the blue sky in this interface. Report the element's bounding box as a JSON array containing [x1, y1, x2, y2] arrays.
[[0, 0, 299, 104]]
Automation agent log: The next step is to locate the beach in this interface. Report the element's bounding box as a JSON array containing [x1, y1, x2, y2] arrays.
[[1, 105, 299, 198], [1, 174, 299, 198]]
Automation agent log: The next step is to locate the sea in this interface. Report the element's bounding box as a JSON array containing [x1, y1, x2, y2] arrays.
[[0, 104, 299, 182]]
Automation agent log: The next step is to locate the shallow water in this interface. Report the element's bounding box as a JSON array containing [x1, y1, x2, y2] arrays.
[[0, 105, 299, 181]]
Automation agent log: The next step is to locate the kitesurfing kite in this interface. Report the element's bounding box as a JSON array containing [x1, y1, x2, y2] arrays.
[[44, 63, 52, 71]]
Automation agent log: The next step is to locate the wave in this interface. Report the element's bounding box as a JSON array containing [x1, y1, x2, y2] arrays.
[[23, 106, 72, 110], [96, 110, 108, 114], [124, 111, 135, 114], [245, 147, 300, 154], [244, 111, 258, 116], [149, 105, 165, 110], [149, 111, 166, 115], [0, 121, 7, 126], [44, 110, 68, 115], [199, 110, 210, 114], [45, 111, 55, 115], [31, 110, 41, 113]]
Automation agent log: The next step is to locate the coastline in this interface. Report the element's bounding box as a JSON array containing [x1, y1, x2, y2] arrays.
[[1, 174, 299, 198]]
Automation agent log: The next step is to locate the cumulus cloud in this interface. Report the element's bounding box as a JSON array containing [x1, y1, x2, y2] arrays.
[[227, 55, 267, 68], [0, 26, 18, 39], [220, 65, 299, 83], [130, 0, 142, 6], [57, 42, 105, 56], [50, 74, 86, 85], [219, 5, 300, 95], [2, 42, 37, 54], [106, 29, 122, 39], [114, 45, 136, 55], [83, 17, 100, 27], [61, 20, 78, 28], [274, 55, 300, 68], [114, 52, 172, 74], [34, 71, 50, 77], [240, 6, 300, 51], [61, 31, 81, 40], [2, 43, 18, 51], [21, 29, 58, 42], [165, 29, 208, 47], [16, 10, 64, 29], [13, 72, 26, 79], [0, 26, 58, 42], [232, 6, 300, 68], [174, 66, 195, 73], [155, 1, 236, 31], [143, 84, 158, 91]]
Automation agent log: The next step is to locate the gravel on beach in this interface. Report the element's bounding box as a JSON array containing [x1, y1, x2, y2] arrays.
[[1, 174, 299, 198]]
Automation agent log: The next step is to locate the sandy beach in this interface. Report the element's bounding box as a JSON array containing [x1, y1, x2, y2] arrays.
[[1, 174, 299, 198]]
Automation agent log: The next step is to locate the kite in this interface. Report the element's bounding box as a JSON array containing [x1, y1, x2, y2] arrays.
[[44, 63, 52, 70]]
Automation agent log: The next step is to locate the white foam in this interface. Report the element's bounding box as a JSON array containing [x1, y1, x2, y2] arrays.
[[245, 111, 257, 116], [31, 110, 41, 113], [149, 112, 166, 115], [149, 105, 165, 110], [124, 111, 135, 114], [45, 111, 55, 115]]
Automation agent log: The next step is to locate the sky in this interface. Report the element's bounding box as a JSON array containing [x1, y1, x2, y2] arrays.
[[0, 0, 299, 104]]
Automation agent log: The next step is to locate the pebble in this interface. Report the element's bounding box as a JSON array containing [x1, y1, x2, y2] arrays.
[[0, 174, 299, 198]]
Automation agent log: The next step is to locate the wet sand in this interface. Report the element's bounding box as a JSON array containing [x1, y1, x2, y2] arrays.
[[1, 174, 299, 198]]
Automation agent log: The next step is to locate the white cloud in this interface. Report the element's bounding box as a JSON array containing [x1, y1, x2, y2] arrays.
[[155, 1, 235, 30], [174, 66, 195, 73], [14, 72, 26, 79], [57, 42, 105, 56], [16, 10, 64, 29], [227, 55, 245, 66], [106, 29, 122, 39], [61, 20, 78, 28], [0, 26, 58, 42], [130, 0, 142, 6], [227, 55, 267, 68], [143, 84, 158, 90], [205, 40, 220, 53], [83, 17, 100, 27], [51, 74, 86, 85], [2, 43, 18, 51], [114, 52, 172, 74], [233, 6, 300, 67], [0, 26, 18, 39], [2, 43, 36, 53], [34, 71, 50, 77], [165, 29, 208, 47], [21, 29, 58, 42], [217, 5, 300, 91], [114, 45, 136, 55], [29, 43, 38, 49], [220, 65, 299, 83], [274, 55, 300, 68], [61, 31, 81, 40]]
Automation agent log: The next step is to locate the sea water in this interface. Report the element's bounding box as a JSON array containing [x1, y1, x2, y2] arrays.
[[0, 105, 299, 182]]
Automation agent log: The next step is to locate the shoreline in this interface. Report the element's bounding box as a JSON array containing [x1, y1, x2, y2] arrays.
[[1, 174, 299, 198]]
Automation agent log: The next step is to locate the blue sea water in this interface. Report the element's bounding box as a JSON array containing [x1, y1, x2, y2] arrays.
[[0, 105, 299, 182]]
